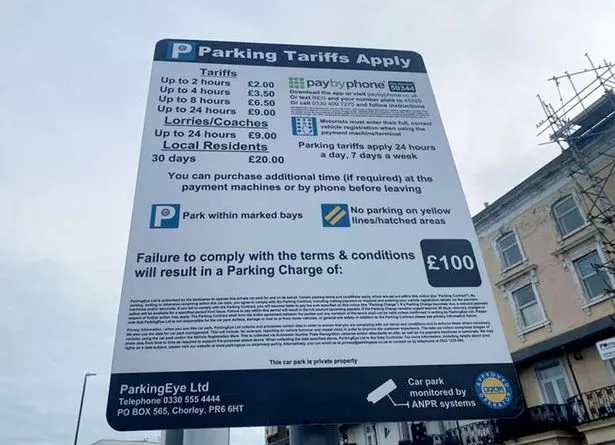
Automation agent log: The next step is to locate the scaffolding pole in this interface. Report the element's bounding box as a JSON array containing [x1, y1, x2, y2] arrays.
[[537, 57, 615, 290]]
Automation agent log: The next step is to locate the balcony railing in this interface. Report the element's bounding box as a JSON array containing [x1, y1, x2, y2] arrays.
[[477, 386, 615, 442], [569, 385, 615, 423], [460, 420, 501, 445], [431, 420, 501, 445], [498, 404, 576, 441], [399, 387, 615, 445]]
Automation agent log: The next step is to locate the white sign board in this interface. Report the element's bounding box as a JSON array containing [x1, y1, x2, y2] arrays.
[[597, 337, 615, 360], [107, 39, 522, 431]]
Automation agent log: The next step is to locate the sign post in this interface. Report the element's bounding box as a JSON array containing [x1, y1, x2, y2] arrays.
[[107, 39, 523, 431]]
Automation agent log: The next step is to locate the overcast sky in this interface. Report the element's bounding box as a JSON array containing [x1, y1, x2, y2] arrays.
[[1, 1, 614, 444]]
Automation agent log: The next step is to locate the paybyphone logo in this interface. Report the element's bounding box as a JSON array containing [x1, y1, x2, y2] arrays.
[[150, 204, 181, 228], [292, 77, 386, 90], [166, 41, 197, 60]]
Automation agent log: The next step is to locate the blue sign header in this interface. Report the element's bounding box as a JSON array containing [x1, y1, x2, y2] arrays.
[[154, 39, 426, 73]]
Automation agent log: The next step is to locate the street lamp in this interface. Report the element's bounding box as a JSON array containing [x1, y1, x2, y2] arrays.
[[74, 372, 96, 445]]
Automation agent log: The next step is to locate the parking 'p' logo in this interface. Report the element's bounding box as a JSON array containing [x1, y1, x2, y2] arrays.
[[167, 42, 196, 60], [150, 204, 180, 228]]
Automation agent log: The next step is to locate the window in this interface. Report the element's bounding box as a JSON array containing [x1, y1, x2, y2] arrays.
[[573, 250, 610, 301], [497, 231, 523, 269], [266, 427, 279, 438], [553, 195, 585, 236], [536, 362, 572, 404], [511, 283, 544, 328]]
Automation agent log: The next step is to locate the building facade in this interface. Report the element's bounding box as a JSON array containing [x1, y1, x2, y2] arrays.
[[266, 425, 290, 445], [320, 94, 615, 445], [472, 91, 615, 445]]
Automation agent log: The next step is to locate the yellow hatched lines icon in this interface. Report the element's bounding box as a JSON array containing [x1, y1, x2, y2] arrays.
[[321, 204, 351, 227], [326, 206, 346, 224]]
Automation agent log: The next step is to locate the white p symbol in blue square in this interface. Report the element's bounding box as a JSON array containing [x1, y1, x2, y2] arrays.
[[167, 42, 196, 60], [150, 204, 180, 228]]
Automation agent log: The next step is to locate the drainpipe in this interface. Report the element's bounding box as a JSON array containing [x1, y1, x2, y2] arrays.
[[563, 345, 589, 421], [455, 420, 463, 445]]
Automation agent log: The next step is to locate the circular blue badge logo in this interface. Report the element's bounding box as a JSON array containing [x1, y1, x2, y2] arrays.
[[475, 371, 513, 409]]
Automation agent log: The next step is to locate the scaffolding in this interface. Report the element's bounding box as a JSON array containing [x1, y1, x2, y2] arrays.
[[537, 55, 615, 293]]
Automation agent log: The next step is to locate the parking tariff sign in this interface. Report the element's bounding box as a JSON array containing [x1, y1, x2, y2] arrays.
[[106, 39, 523, 431]]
